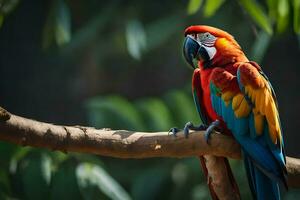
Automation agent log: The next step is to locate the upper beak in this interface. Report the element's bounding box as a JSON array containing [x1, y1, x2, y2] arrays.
[[183, 35, 201, 69]]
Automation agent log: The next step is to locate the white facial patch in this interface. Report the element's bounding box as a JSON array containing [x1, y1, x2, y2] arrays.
[[203, 46, 217, 60], [186, 33, 217, 60], [190, 32, 217, 60]]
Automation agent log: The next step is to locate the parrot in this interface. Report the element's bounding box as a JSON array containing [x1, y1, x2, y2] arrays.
[[172, 25, 287, 200]]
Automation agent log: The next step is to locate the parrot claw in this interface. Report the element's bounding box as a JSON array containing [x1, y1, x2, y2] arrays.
[[204, 120, 220, 143], [168, 122, 206, 138], [183, 121, 207, 138], [168, 127, 180, 137]]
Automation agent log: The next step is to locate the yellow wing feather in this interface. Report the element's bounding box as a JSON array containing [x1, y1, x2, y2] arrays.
[[235, 98, 251, 118], [253, 108, 264, 135], [211, 63, 281, 145], [232, 94, 243, 110], [222, 91, 251, 118], [222, 91, 235, 106], [244, 78, 281, 144]]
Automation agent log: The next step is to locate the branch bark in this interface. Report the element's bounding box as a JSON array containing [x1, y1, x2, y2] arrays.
[[0, 107, 299, 190], [0, 108, 242, 158]]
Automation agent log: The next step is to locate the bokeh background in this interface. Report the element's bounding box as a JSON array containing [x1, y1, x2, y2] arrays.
[[0, 0, 299, 199]]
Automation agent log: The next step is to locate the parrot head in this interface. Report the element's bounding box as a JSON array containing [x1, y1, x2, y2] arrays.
[[183, 25, 246, 69]]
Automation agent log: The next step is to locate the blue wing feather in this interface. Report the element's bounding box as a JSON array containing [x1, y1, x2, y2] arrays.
[[237, 67, 287, 174], [210, 77, 286, 199]]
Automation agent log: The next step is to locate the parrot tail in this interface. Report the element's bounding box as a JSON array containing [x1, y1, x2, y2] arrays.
[[244, 153, 281, 200], [198, 156, 241, 200]]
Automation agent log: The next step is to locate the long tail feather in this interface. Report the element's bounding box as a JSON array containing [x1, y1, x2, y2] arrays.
[[244, 153, 281, 200]]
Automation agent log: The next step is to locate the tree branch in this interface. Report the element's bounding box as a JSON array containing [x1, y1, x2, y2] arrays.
[[0, 107, 299, 188], [0, 108, 241, 158]]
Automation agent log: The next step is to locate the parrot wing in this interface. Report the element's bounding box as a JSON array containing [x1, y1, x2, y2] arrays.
[[192, 68, 209, 125], [236, 61, 286, 167], [209, 62, 287, 198]]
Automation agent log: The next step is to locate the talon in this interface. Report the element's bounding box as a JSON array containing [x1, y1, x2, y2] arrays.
[[183, 121, 207, 138], [183, 126, 190, 138], [168, 127, 180, 137], [204, 120, 220, 143], [183, 122, 193, 138], [169, 122, 207, 138]]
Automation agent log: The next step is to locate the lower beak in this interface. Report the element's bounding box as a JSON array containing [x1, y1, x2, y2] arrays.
[[183, 36, 200, 69]]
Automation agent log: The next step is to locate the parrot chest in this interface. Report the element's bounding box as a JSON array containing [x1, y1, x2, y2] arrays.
[[199, 69, 219, 122], [198, 68, 233, 135]]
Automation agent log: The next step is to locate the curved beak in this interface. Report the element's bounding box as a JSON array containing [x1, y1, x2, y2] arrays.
[[183, 36, 200, 69], [183, 35, 211, 69]]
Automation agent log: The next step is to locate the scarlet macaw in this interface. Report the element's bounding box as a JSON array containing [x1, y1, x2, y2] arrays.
[[174, 25, 287, 200]]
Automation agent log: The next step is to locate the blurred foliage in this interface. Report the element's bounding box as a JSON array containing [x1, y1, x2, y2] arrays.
[[42, 0, 71, 49], [0, 0, 20, 28], [0, 0, 300, 199], [188, 0, 300, 35]]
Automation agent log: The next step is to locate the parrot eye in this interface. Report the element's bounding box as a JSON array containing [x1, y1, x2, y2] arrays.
[[198, 32, 216, 47], [186, 32, 216, 47], [191, 33, 197, 40]]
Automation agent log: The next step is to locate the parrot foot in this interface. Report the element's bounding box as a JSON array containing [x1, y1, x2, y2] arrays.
[[183, 122, 207, 138], [168, 122, 207, 138], [204, 120, 220, 143], [168, 127, 181, 137]]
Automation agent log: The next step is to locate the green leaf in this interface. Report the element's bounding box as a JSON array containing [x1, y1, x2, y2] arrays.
[[146, 14, 183, 51], [0, 15, 4, 28], [76, 163, 131, 200], [276, 0, 290, 33], [203, 0, 225, 17], [9, 146, 32, 174], [136, 98, 173, 131], [187, 0, 203, 15], [86, 95, 145, 130], [42, 4, 56, 49], [0, 142, 21, 169], [0, 0, 20, 15], [48, 151, 69, 168], [55, 0, 71, 46], [293, 0, 300, 33], [266, 0, 278, 20], [42, 0, 71, 49], [17, 152, 52, 200], [131, 167, 169, 200], [62, 1, 120, 54], [50, 159, 83, 200], [239, 0, 273, 34], [125, 20, 147, 60], [251, 31, 271, 63], [0, 168, 11, 197], [71, 153, 104, 167]]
